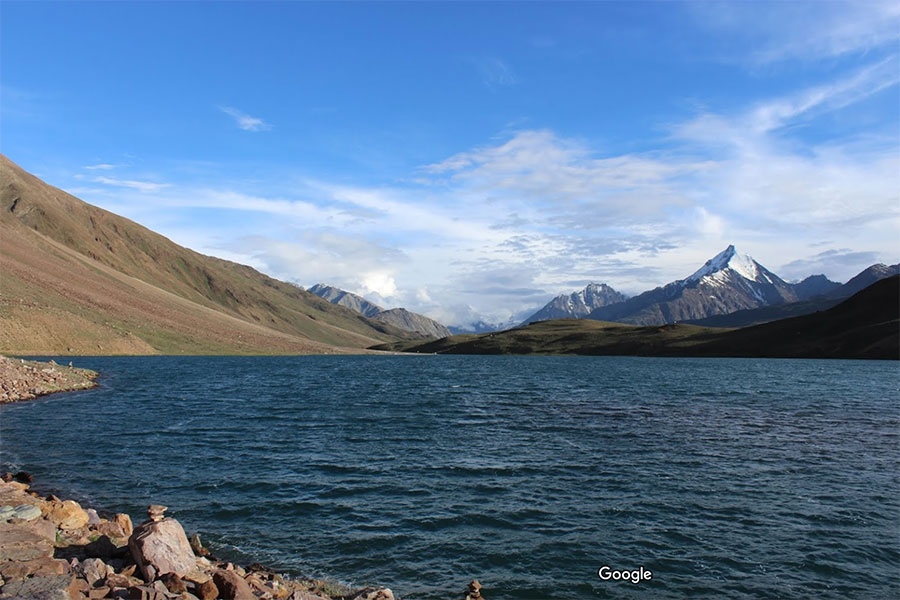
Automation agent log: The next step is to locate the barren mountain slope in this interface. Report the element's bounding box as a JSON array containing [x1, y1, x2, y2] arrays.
[[0, 155, 414, 353]]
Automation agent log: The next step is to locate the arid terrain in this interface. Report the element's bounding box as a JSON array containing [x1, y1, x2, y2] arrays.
[[0, 156, 419, 355]]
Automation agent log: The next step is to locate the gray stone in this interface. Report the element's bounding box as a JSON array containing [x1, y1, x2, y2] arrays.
[[13, 504, 43, 521], [80, 558, 109, 586], [0, 574, 78, 600], [0, 506, 15, 521]]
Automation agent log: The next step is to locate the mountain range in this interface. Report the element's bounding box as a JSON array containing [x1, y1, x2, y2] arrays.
[[522, 245, 896, 329], [379, 276, 898, 360], [308, 284, 451, 338], [1, 154, 895, 357]]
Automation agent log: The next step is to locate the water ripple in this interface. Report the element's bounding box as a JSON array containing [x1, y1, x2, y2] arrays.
[[1, 355, 897, 599]]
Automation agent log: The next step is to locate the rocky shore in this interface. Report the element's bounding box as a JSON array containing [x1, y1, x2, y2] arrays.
[[0, 475, 406, 600], [0, 356, 98, 403]]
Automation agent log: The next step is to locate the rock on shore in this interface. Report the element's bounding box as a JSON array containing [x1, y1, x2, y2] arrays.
[[0, 356, 98, 403], [0, 478, 437, 600]]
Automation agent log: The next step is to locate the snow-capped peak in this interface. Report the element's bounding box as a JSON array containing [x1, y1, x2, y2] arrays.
[[688, 245, 760, 283]]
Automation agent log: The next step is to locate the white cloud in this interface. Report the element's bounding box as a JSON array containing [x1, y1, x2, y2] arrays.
[[218, 106, 271, 131], [62, 57, 898, 327], [83, 163, 116, 170], [92, 176, 170, 193]]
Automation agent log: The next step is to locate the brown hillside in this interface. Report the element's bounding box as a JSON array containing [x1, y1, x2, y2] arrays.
[[0, 155, 415, 354]]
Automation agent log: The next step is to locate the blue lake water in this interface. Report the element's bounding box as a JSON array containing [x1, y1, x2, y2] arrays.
[[1, 355, 898, 599]]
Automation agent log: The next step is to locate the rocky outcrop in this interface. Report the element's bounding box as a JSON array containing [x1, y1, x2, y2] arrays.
[[0, 356, 98, 403], [0, 477, 484, 600]]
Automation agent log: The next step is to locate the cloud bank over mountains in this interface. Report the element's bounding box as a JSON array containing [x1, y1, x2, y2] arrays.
[[6, 1, 897, 329], [70, 64, 898, 326]]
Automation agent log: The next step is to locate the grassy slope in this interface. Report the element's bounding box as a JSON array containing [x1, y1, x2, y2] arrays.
[[690, 275, 898, 359], [384, 277, 898, 360], [0, 155, 417, 354], [372, 319, 728, 355]]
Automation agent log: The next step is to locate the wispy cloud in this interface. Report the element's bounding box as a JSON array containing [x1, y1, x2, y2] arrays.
[[779, 249, 884, 281], [476, 57, 517, 89], [218, 106, 271, 131], [92, 176, 170, 192], [690, 0, 900, 65], [83, 163, 117, 170]]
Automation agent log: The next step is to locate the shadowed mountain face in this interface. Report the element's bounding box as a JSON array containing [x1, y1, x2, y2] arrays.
[[588, 245, 798, 325], [0, 155, 416, 354], [793, 274, 842, 300], [308, 283, 451, 339], [521, 283, 626, 325], [831, 263, 900, 297], [382, 276, 898, 360]]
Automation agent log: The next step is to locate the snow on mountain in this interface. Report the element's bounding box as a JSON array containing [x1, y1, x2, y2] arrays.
[[521, 282, 627, 325], [588, 245, 798, 325]]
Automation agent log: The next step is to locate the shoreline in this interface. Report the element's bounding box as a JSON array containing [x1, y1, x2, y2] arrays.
[[0, 476, 405, 600], [0, 355, 99, 403], [0, 357, 483, 600]]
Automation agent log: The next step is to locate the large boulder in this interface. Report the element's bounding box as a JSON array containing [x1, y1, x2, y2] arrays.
[[127, 517, 196, 582]]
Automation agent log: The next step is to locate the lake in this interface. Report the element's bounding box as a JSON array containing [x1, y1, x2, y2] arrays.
[[1, 355, 897, 599]]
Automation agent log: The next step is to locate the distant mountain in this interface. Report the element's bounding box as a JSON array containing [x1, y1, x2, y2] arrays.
[[449, 320, 513, 335], [687, 262, 898, 328], [309, 284, 451, 339], [830, 263, 900, 298], [308, 283, 384, 318], [372, 308, 451, 339], [588, 245, 798, 326], [792, 274, 841, 300], [383, 276, 898, 360], [521, 283, 626, 325]]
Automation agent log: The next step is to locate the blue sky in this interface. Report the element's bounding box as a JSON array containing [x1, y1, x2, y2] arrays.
[[2, 1, 898, 326]]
